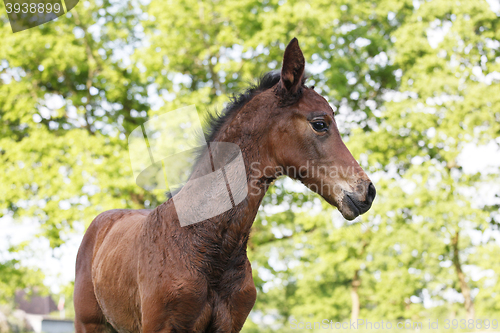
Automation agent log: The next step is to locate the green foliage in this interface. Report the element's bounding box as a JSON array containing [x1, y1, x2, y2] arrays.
[[0, 260, 46, 304]]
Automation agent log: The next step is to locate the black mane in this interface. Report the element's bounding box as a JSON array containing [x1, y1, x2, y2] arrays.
[[204, 71, 282, 143]]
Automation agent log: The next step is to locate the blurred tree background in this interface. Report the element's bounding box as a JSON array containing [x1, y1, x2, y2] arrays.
[[0, 0, 499, 331]]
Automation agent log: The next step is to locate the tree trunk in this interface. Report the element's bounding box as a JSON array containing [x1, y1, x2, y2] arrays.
[[351, 270, 361, 322], [451, 231, 475, 320]]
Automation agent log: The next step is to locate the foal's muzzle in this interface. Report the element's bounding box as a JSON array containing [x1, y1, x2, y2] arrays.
[[341, 182, 376, 220]]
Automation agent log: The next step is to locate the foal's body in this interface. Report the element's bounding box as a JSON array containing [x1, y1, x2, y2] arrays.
[[75, 206, 258, 333], [76, 170, 267, 332], [75, 39, 375, 333]]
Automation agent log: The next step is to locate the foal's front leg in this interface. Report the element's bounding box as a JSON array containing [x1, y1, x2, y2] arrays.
[[141, 306, 213, 333], [227, 262, 257, 333], [140, 283, 211, 333]]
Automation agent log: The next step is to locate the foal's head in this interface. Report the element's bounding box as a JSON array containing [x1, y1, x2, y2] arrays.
[[253, 38, 376, 220]]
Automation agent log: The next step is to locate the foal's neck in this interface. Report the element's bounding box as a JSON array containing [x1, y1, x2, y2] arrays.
[[188, 97, 276, 256]]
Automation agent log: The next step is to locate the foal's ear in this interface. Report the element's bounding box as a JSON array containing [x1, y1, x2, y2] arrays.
[[280, 38, 305, 94]]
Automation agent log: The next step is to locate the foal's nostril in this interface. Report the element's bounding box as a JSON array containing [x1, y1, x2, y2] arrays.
[[367, 182, 376, 204]]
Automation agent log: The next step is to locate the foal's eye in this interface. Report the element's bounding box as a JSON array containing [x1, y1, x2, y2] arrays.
[[311, 121, 329, 132]]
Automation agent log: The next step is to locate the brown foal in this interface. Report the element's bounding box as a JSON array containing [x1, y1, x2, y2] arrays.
[[74, 38, 376, 333]]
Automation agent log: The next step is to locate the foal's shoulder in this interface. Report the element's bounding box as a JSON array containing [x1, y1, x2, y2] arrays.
[[88, 209, 151, 233], [97, 208, 151, 219]]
